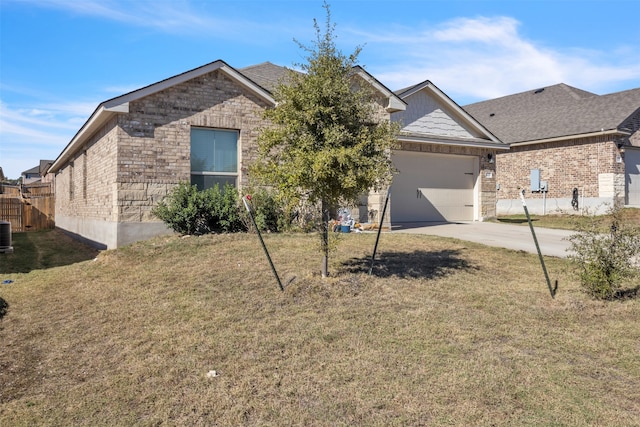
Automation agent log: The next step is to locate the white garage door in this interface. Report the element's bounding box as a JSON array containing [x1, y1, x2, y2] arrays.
[[390, 151, 476, 222], [626, 148, 640, 206]]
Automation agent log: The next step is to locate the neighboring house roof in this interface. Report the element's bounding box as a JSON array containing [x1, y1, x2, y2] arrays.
[[39, 160, 54, 176], [50, 60, 405, 174], [22, 165, 40, 176], [464, 83, 640, 144], [393, 79, 506, 149]]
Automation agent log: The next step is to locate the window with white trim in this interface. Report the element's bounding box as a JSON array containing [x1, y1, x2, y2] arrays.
[[190, 128, 238, 190]]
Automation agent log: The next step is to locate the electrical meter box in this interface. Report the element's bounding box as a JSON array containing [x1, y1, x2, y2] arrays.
[[530, 169, 541, 192]]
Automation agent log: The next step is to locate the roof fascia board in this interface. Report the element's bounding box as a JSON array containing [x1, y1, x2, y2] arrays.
[[398, 134, 510, 150], [510, 129, 631, 147], [352, 66, 406, 112], [103, 60, 275, 110], [50, 105, 121, 173]]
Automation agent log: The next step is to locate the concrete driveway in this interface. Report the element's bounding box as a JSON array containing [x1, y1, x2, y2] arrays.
[[392, 221, 575, 258]]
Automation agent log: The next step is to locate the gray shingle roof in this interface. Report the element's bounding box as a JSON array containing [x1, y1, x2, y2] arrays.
[[239, 62, 295, 93], [463, 83, 640, 143]]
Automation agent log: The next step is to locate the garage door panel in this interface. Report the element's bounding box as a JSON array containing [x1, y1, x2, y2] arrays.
[[420, 189, 474, 221], [626, 149, 640, 205], [390, 151, 475, 222]]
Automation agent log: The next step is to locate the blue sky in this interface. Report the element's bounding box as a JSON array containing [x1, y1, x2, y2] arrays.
[[1, 0, 639, 179]]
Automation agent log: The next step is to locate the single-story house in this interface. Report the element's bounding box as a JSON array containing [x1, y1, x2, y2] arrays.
[[48, 60, 506, 249], [464, 84, 640, 215], [48, 60, 406, 248]]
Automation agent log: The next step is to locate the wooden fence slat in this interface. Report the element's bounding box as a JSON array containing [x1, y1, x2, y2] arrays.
[[0, 182, 55, 232]]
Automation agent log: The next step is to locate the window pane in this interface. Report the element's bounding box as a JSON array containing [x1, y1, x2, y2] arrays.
[[191, 174, 237, 191], [191, 128, 215, 172], [190, 128, 237, 173], [214, 131, 237, 173]]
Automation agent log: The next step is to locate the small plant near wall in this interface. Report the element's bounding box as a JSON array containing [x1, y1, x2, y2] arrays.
[[152, 182, 245, 235], [567, 203, 640, 299]]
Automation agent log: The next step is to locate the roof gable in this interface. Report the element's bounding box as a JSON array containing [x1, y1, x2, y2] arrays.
[[50, 60, 276, 173], [393, 80, 503, 146]]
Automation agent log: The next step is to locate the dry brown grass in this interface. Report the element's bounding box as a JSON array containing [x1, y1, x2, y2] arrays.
[[1, 229, 639, 426]]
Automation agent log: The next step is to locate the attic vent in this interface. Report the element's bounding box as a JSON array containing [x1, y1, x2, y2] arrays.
[[489, 113, 495, 117], [534, 88, 545, 94]]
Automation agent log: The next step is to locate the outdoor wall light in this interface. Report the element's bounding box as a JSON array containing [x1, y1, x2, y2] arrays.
[[487, 153, 494, 163]]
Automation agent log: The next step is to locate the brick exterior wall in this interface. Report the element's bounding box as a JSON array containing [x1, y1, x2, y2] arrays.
[[56, 117, 119, 222], [55, 69, 273, 248], [114, 69, 272, 223], [497, 136, 623, 199], [55, 68, 401, 247], [495, 135, 625, 214]]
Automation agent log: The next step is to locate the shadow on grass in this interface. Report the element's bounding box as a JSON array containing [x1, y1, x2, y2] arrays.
[[612, 286, 640, 300], [497, 217, 538, 224], [341, 249, 477, 279], [0, 230, 99, 274], [0, 297, 7, 319]]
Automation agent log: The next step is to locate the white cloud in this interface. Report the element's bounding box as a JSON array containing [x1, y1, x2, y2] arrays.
[[21, 0, 266, 38], [354, 16, 640, 103], [0, 100, 93, 179]]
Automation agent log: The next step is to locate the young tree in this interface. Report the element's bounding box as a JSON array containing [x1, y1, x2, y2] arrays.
[[251, 2, 399, 277]]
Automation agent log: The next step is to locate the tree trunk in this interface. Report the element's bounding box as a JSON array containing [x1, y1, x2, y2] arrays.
[[321, 201, 329, 278]]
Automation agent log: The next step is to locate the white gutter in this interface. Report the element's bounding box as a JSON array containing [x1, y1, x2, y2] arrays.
[[510, 129, 631, 147], [397, 134, 510, 150]]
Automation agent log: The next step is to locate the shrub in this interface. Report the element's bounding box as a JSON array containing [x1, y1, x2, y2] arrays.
[[241, 187, 292, 233], [153, 182, 246, 235], [567, 204, 640, 299]]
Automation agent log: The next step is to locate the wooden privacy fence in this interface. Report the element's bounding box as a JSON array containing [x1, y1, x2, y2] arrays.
[[0, 183, 55, 232]]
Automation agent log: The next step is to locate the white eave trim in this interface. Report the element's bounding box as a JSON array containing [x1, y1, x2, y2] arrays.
[[352, 67, 406, 113], [49, 104, 128, 173], [510, 129, 631, 147], [397, 134, 510, 150]]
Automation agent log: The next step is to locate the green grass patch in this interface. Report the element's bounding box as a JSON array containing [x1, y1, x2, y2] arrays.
[[1, 230, 639, 425], [496, 207, 640, 231]]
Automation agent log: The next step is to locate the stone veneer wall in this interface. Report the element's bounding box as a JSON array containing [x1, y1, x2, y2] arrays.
[[495, 135, 625, 215]]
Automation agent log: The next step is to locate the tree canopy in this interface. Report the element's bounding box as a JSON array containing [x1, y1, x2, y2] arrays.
[[252, 2, 398, 213], [251, 2, 399, 276]]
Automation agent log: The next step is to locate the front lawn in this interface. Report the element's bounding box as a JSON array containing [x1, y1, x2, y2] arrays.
[[1, 230, 639, 425]]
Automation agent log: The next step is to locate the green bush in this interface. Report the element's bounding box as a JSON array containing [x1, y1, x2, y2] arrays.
[[241, 187, 292, 233], [153, 182, 246, 235], [567, 204, 640, 299]]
